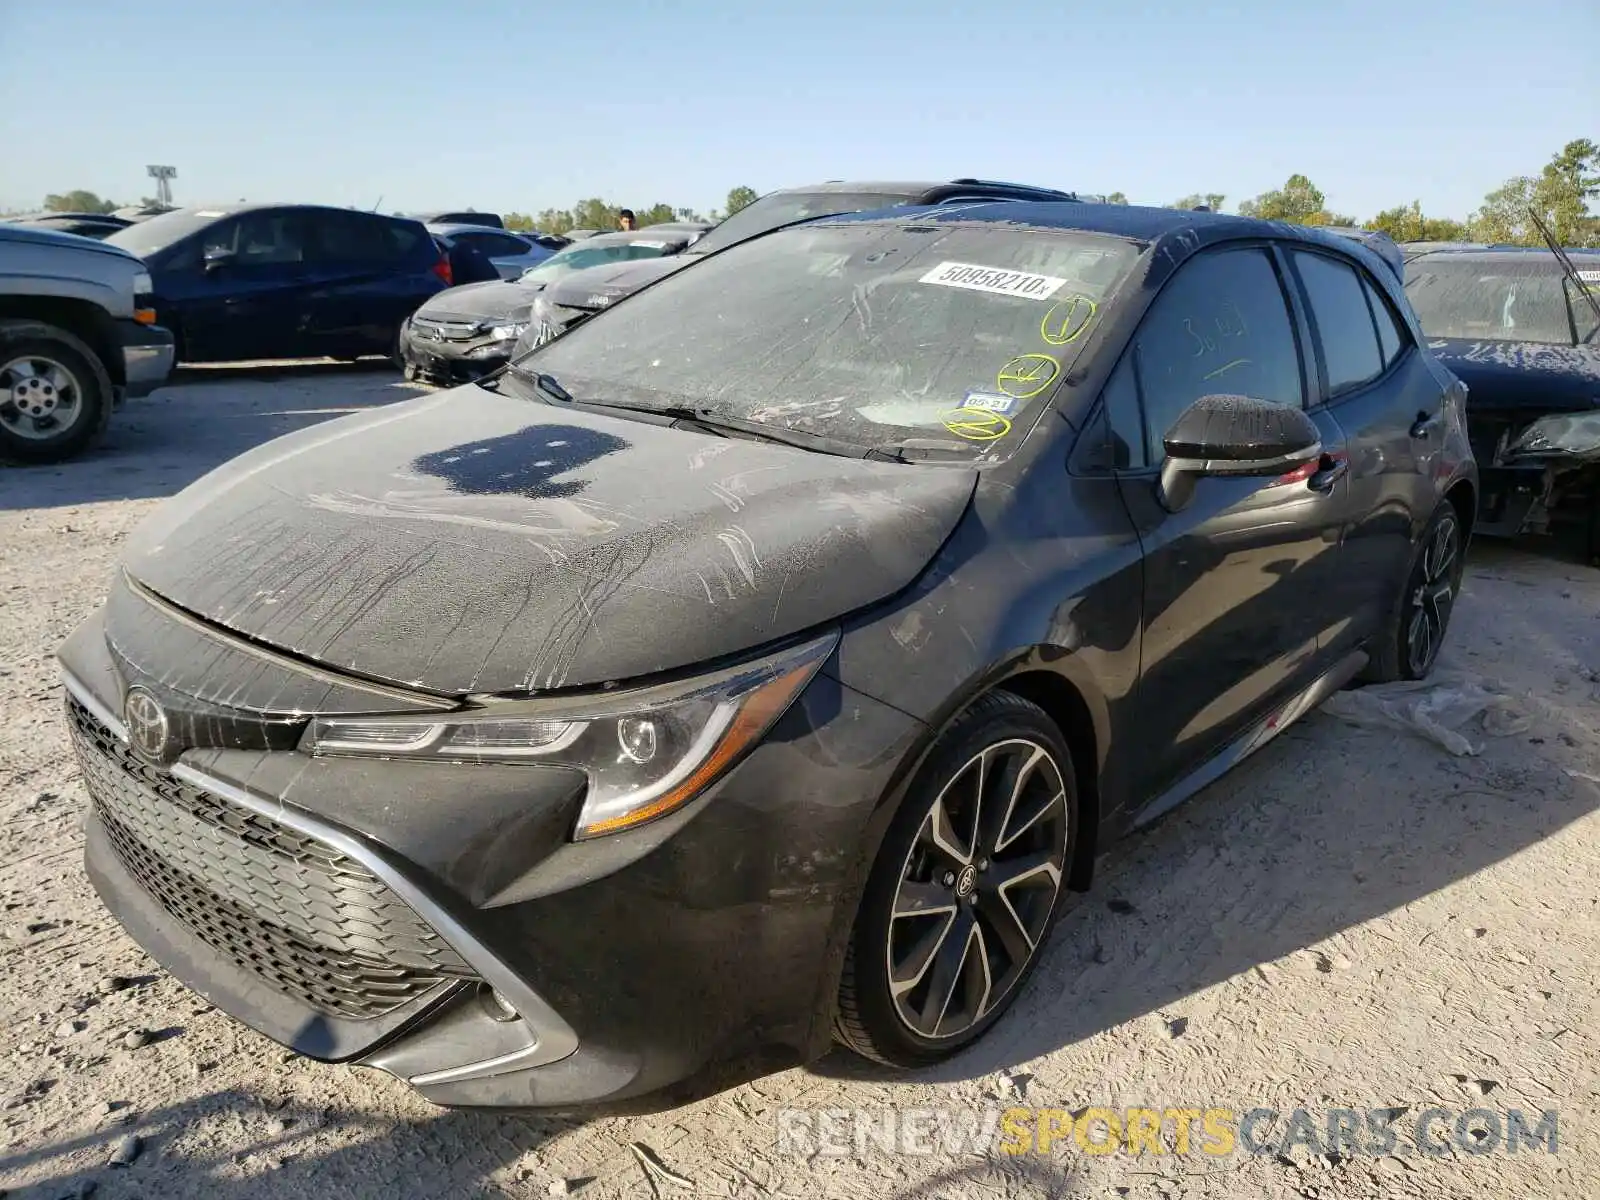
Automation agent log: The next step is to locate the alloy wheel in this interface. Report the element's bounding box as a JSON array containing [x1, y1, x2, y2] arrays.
[[1, 355, 82, 441], [886, 738, 1069, 1041], [1406, 512, 1459, 677]]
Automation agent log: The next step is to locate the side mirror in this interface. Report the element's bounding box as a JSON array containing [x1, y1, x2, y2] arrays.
[[203, 247, 236, 272], [1158, 394, 1321, 513]]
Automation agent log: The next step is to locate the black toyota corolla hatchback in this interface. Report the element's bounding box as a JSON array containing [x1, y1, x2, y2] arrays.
[[60, 203, 1476, 1112]]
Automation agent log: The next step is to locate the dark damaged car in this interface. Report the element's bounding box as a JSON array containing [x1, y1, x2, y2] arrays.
[[1404, 247, 1600, 559], [61, 203, 1475, 1112], [398, 228, 698, 385]]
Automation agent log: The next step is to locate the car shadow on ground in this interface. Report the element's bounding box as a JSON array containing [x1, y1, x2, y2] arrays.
[[0, 1086, 580, 1200], [0, 361, 432, 512]]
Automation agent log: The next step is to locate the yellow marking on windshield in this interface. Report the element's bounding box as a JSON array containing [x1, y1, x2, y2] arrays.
[[996, 353, 1060, 399], [942, 407, 1014, 442], [1040, 296, 1097, 346]]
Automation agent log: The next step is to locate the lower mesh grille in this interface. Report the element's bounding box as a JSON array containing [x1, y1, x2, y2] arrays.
[[67, 693, 474, 1019]]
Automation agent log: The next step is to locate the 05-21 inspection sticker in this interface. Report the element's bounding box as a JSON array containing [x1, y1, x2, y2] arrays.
[[920, 262, 1067, 300]]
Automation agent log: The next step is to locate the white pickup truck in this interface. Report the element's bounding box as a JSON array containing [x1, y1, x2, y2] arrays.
[[0, 223, 175, 463]]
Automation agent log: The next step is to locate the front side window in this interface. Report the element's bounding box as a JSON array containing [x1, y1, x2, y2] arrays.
[[521, 221, 1141, 458], [214, 212, 305, 266], [1131, 247, 1304, 464]]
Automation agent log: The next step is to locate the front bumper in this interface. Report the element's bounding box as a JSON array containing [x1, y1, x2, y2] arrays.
[[400, 317, 519, 386], [60, 601, 922, 1110], [117, 319, 175, 399]]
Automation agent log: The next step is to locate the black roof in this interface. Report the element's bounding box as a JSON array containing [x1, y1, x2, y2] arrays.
[[781, 178, 1077, 203], [821, 201, 1403, 279], [1404, 246, 1600, 265]]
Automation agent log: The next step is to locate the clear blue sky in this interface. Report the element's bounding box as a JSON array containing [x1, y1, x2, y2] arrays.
[[2, 0, 1594, 220]]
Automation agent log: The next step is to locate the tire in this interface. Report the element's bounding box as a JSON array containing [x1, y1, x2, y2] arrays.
[[1360, 500, 1466, 683], [0, 321, 113, 465], [834, 690, 1078, 1068]]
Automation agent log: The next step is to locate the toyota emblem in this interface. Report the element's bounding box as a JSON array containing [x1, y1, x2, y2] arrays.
[[123, 687, 170, 762]]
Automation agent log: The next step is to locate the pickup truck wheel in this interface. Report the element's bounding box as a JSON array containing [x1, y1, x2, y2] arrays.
[[0, 322, 112, 464]]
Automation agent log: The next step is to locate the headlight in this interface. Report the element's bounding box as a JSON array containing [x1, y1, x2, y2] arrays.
[[302, 631, 837, 839], [132, 271, 153, 296], [489, 321, 529, 341]]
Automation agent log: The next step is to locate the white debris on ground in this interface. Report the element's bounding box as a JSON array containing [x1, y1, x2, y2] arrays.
[[1320, 673, 1532, 757], [2, 365, 1597, 1200]]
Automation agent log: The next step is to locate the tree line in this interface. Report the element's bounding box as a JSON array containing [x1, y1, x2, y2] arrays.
[[29, 139, 1597, 247]]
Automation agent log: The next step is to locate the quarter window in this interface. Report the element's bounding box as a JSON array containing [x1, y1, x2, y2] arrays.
[[1131, 248, 1304, 464], [1293, 251, 1383, 397], [1363, 275, 1408, 367]]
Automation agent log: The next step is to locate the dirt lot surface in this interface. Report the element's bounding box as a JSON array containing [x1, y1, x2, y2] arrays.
[[1, 365, 1596, 1199]]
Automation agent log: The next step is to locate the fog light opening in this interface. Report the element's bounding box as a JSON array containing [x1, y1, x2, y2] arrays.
[[478, 984, 520, 1024]]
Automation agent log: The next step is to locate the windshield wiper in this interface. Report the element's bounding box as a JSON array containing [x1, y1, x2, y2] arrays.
[[563, 400, 884, 458], [864, 438, 983, 463], [499, 376, 980, 463], [495, 361, 574, 404], [1527, 204, 1600, 331]]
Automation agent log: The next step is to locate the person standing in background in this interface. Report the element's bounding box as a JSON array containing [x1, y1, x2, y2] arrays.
[[617, 209, 637, 232]]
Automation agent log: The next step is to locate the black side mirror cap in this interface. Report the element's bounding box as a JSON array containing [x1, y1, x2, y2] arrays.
[[1158, 394, 1321, 512]]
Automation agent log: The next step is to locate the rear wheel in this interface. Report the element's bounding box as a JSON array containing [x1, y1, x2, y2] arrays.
[[834, 691, 1077, 1067], [1361, 501, 1465, 682], [0, 322, 112, 464]]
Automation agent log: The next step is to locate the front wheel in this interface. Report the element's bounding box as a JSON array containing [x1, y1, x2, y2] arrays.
[[834, 691, 1077, 1068], [0, 322, 112, 464], [1362, 500, 1466, 683]]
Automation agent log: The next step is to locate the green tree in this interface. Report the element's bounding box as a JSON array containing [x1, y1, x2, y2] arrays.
[[1540, 138, 1600, 245], [43, 190, 118, 214], [635, 202, 678, 226], [503, 212, 536, 232], [1367, 201, 1470, 243], [1170, 192, 1227, 212], [1470, 139, 1600, 247], [1104, 191, 1129, 205], [725, 186, 759, 215], [1238, 174, 1326, 223]]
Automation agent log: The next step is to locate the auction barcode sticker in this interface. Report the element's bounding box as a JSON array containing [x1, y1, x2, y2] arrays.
[[920, 261, 1067, 300], [1577, 269, 1600, 284]]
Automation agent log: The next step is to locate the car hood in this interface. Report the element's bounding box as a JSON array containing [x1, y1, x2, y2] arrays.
[[417, 279, 542, 321], [1429, 338, 1600, 414], [119, 387, 977, 696], [545, 255, 696, 309]]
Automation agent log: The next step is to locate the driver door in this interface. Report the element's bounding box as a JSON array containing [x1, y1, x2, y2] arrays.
[[1109, 244, 1355, 815], [179, 211, 314, 361]]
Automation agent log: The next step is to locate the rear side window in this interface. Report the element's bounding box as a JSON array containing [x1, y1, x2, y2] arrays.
[[1293, 251, 1384, 397], [308, 211, 396, 264], [459, 231, 530, 257], [1131, 247, 1304, 464], [1362, 275, 1409, 368], [386, 220, 428, 264]]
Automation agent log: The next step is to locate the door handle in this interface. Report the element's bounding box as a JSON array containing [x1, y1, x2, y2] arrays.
[[1410, 409, 1442, 439], [1307, 454, 1349, 494]]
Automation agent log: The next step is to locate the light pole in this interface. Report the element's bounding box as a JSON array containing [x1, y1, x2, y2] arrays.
[[146, 165, 177, 208]]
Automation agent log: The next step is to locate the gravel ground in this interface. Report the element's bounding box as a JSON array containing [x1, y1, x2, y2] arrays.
[[1, 364, 1596, 1200]]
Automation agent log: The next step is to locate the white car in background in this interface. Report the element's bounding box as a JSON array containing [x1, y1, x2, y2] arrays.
[[424, 223, 567, 281]]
